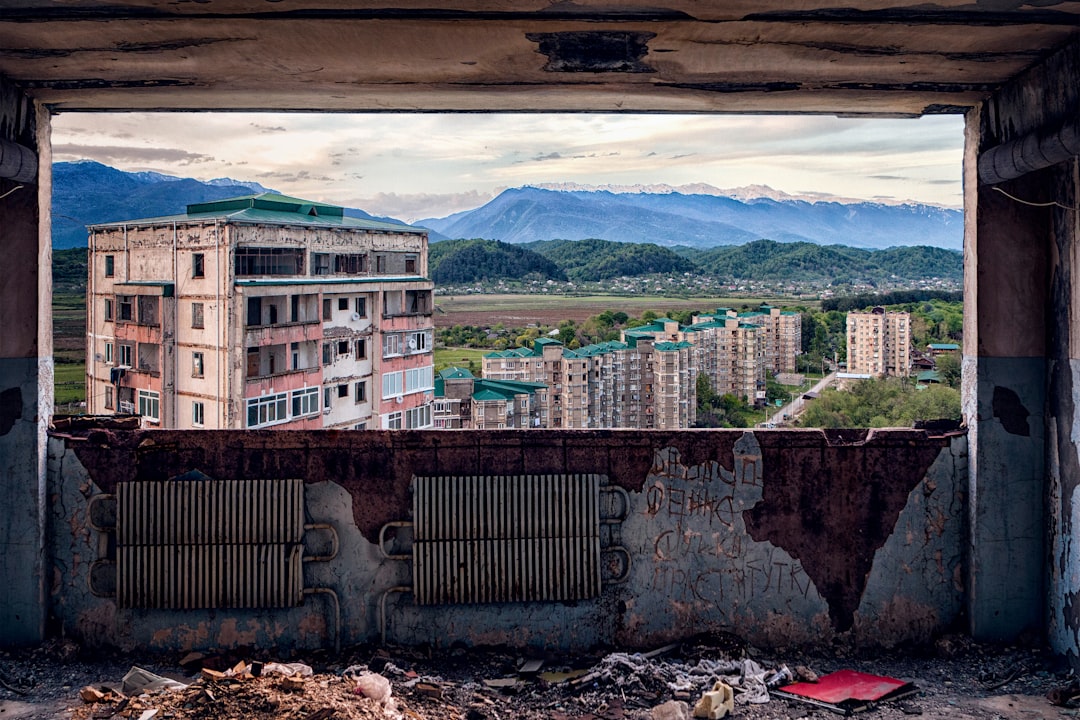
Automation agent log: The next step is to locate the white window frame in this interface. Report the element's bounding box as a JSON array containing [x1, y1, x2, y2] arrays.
[[137, 389, 160, 423], [192, 351, 204, 378], [383, 411, 402, 429], [405, 404, 433, 429], [405, 365, 434, 394], [383, 333, 402, 357], [406, 330, 432, 353], [192, 401, 204, 427], [104, 342, 113, 364], [246, 391, 288, 428], [382, 370, 404, 399], [291, 386, 320, 417], [118, 343, 133, 367]]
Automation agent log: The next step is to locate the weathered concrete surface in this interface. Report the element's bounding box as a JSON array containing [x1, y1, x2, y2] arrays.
[[48, 428, 965, 652], [0, 3, 1078, 114], [0, 74, 49, 646], [971, 37, 1080, 652]]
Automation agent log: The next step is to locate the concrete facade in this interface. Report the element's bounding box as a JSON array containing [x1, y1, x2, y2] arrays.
[[846, 308, 912, 377], [84, 195, 435, 431], [45, 426, 965, 653]]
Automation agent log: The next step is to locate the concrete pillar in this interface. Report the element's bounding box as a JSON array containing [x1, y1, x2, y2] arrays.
[[965, 37, 1080, 645], [0, 76, 50, 645]]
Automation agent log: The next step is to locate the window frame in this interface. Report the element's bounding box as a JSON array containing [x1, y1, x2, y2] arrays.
[[137, 389, 160, 423]]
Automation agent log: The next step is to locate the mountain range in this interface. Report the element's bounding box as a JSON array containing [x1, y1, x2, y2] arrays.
[[51, 161, 962, 252], [419, 187, 962, 250], [50, 161, 402, 249]]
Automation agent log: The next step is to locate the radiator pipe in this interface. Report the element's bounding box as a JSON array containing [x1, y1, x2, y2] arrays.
[[379, 586, 412, 646], [378, 521, 412, 560], [978, 115, 1080, 185], [303, 587, 341, 654], [303, 523, 339, 562], [0, 138, 37, 184]]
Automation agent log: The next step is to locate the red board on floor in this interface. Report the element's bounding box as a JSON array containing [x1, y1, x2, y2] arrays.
[[779, 669, 912, 704]]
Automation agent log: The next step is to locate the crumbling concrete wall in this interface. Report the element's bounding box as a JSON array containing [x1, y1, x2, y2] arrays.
[[48, 427, 965, 653], [971, 38, 1080, 659], [0, 74, 49, 646]]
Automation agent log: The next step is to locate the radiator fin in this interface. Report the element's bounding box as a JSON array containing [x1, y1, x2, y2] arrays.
[[116, 479, 304, 609], [412, 474, 602, 605]]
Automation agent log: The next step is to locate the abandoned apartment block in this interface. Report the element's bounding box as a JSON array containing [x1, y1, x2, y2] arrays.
[[85, 193, 435, 431]]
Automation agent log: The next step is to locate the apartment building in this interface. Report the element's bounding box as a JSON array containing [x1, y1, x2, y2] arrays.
[[433, 367, 544, 429], [677, 317, 765, 404], [737, 305, 802, 374], [846, 307, 912, 376], [86, 193, 435, 430]]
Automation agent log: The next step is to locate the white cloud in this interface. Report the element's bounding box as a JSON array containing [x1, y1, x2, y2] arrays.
[[51, 112, 965, 217]]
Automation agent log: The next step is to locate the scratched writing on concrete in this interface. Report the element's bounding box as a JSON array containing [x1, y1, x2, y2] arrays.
[[641, 436, 814, 606]]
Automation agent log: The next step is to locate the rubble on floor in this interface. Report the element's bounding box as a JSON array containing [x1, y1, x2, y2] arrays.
[[0, 633, 1076, 720]]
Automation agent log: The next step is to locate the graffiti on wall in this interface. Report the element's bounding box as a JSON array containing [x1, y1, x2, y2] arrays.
[[625, 434, 829, 642]]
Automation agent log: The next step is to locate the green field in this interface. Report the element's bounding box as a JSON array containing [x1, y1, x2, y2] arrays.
[[434, 347, 488, 373], [53, 291, 86, 407]]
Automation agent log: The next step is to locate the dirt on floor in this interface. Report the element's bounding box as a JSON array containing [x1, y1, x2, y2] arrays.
[[1, 634, 1077, 720]]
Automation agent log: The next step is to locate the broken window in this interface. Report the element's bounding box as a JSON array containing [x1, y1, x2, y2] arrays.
[[323, 298, 332, 321], [104, 385, 113, 410], [334, 253, 367, 274], [375, 254, 387, 273], [117, 295, 133, 322], [355, 381, 367, 403], [104, 255, 115, 277], [405, 255, 417, 273], [355, 338, 367, 359], [137, 342, 160, 373], [337, 340, 349, 356], [104, 298, 113, 321], [192, 351, 204, 378], [338, 297, 349, 311], [311, 253, 330, 276], [354, 296, 367, 317], [322, 342, 333, 366], [247, 297, 262, 326], [137, 295, 159, 326], [192, 253, 204, 278], [406, 289, 431, 315], [234, 246, 304, 276], [337, 384, 349, 399]]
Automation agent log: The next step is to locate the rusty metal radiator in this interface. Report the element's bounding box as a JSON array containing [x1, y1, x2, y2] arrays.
[[116, 479, 305, 609], [411, 474, 602, 605]]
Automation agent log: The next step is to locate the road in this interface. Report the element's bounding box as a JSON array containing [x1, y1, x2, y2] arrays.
[[762, 371, 837, 427]]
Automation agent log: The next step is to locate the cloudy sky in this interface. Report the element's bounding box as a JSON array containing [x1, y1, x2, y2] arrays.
[[52, 112, 964, 222]]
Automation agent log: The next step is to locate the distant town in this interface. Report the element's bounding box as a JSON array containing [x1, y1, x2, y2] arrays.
[[79, 191, 961, 432]]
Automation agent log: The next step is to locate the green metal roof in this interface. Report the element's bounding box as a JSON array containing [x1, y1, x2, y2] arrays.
[[439, 367, 475, 380], [655, 341, 693, 351], [472, 389, 508, 402], [88, 193, 425, 234], [917, 370, 943, 383], [928, 343, 959, 350], [483, 347, 538, 359]]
